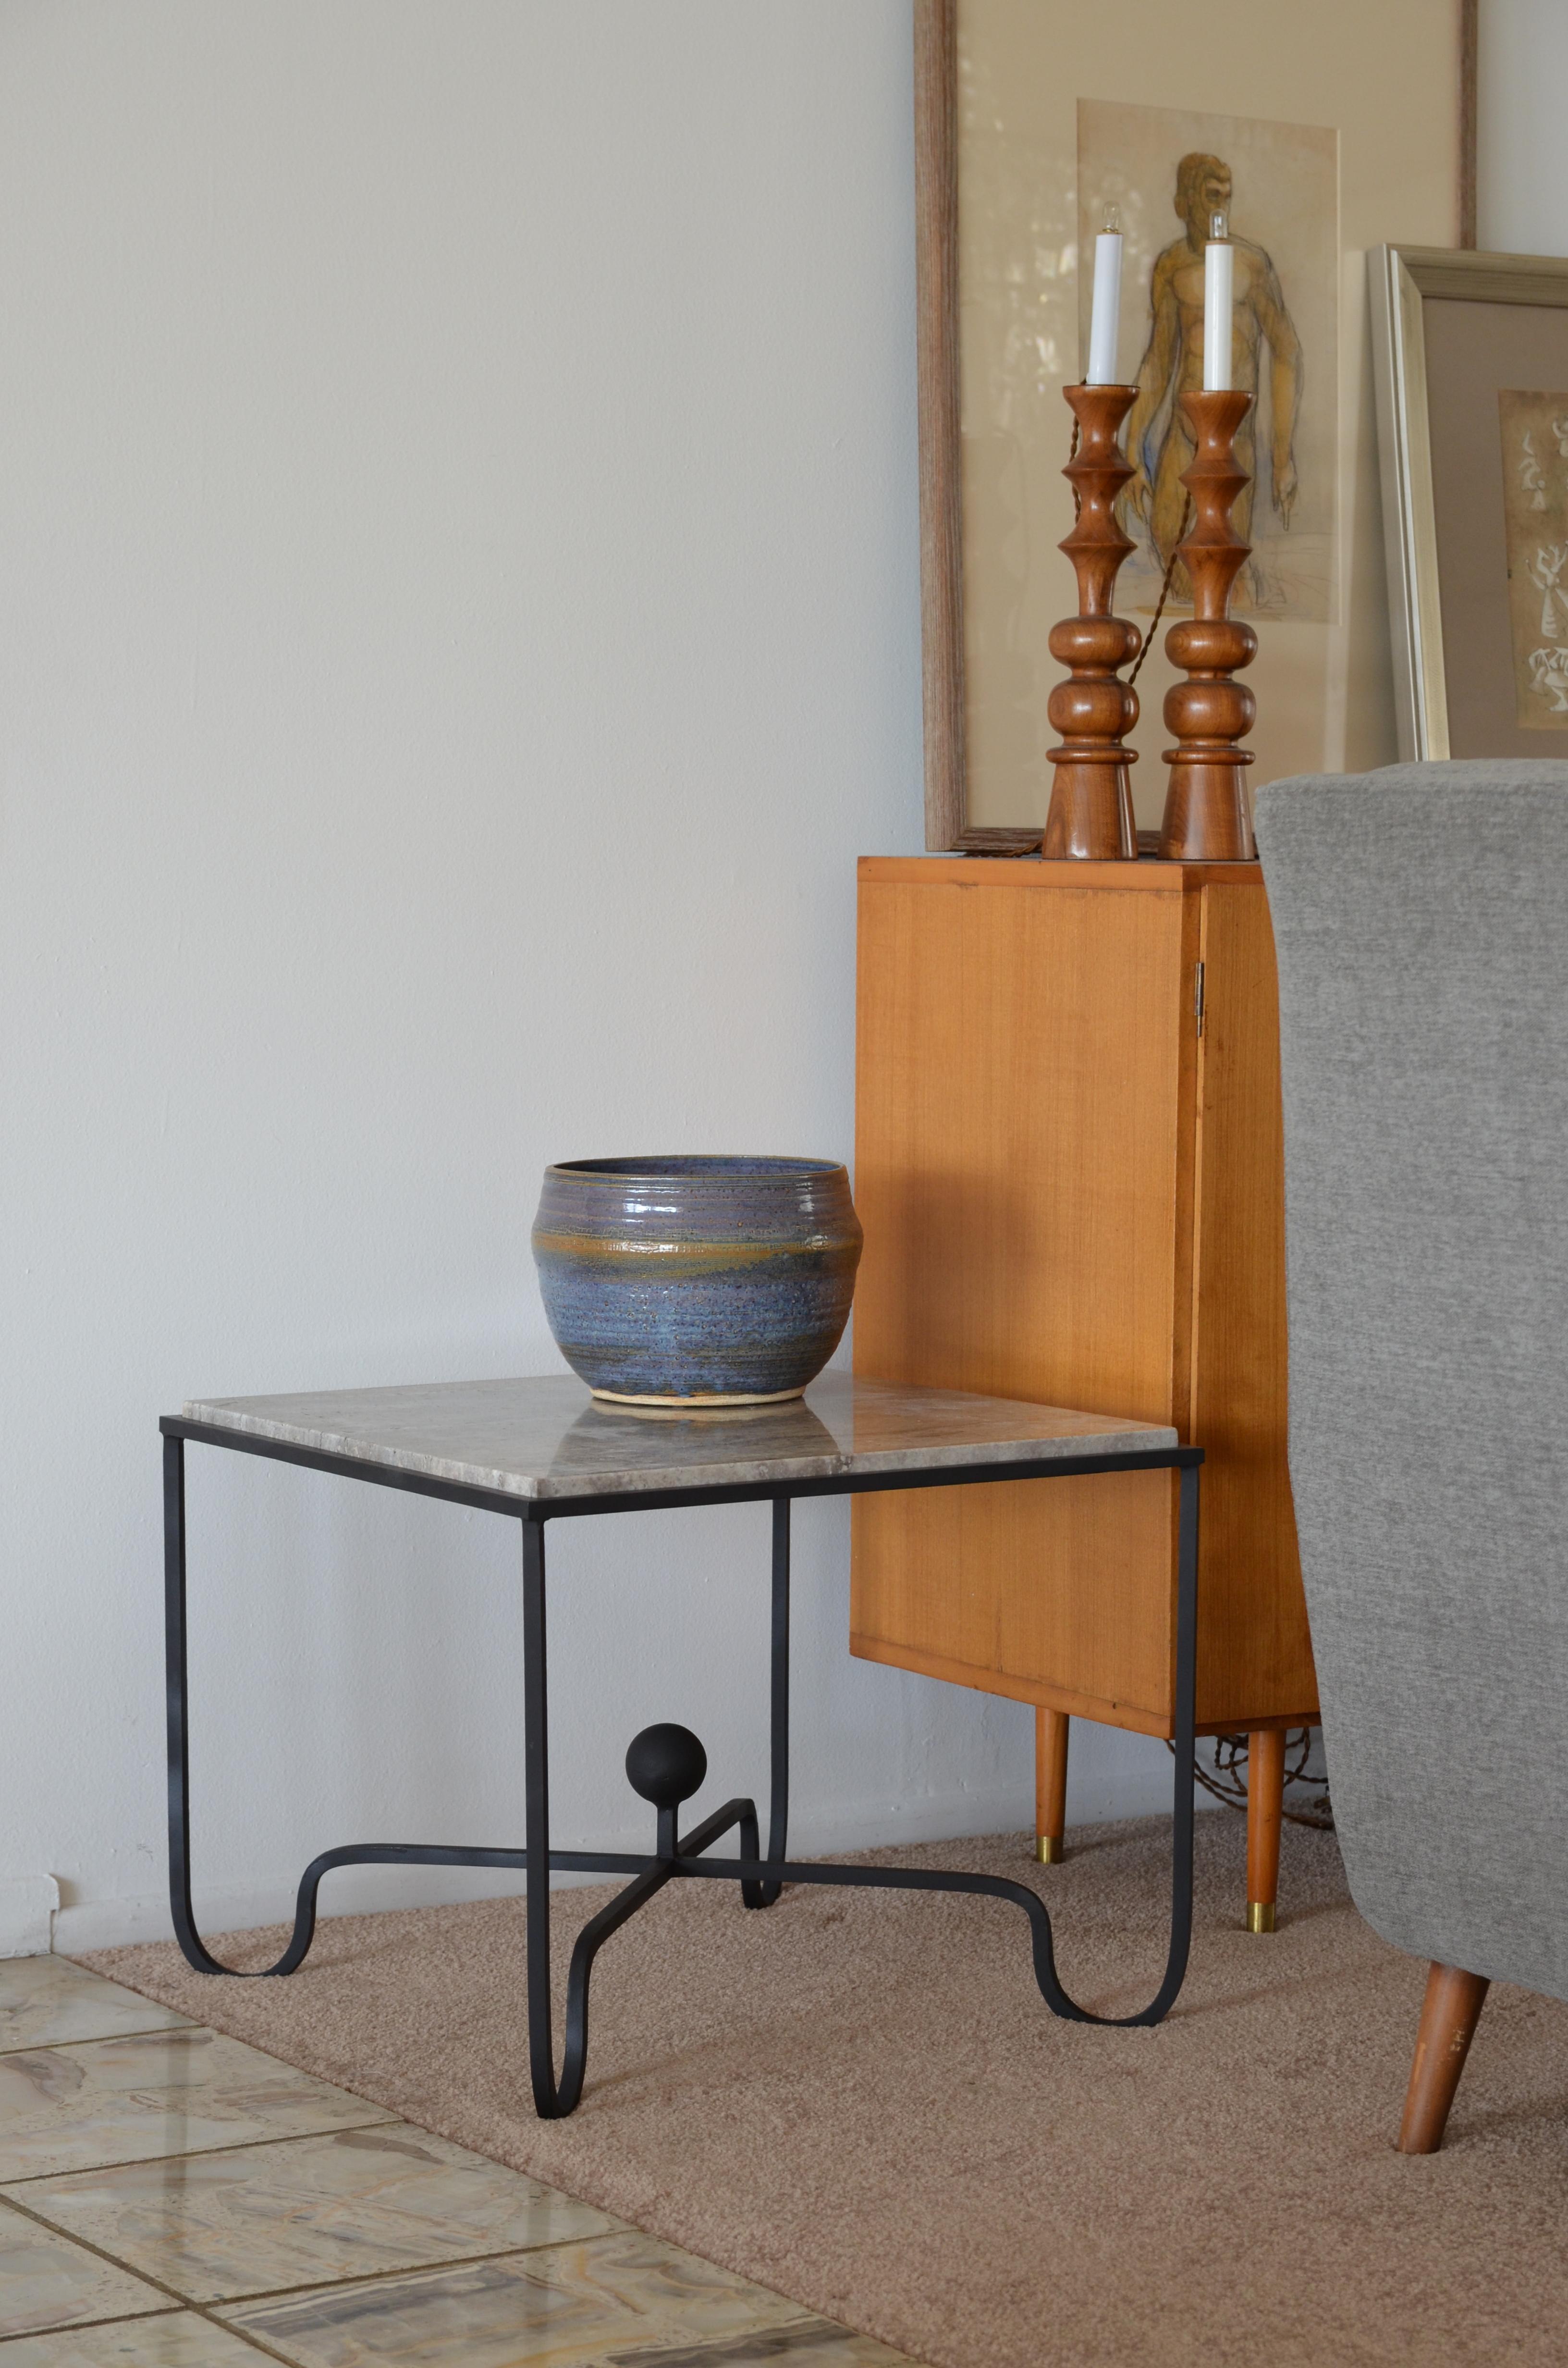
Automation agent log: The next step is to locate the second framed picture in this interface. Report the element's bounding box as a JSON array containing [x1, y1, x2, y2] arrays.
[[1372, 246, 1568, 761]]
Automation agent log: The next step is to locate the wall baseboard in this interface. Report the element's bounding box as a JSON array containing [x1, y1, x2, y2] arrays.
[[0, 1877, 60, 1957]]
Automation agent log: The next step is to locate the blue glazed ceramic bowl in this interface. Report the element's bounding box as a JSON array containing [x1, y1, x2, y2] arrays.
[[532, 1155, 863, 1405]]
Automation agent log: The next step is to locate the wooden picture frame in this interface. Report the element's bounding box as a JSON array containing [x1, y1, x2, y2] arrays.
[[1371, 246, 1568, 761], [916, 0, 1479, 850]]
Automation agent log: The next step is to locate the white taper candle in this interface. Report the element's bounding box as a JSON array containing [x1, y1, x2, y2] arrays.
[[1086, 206, 1123, 386], [1203, 210, 1233, 392]]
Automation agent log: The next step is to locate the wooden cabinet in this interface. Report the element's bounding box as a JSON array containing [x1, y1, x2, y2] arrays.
[[850, 856, 1317, 1922]]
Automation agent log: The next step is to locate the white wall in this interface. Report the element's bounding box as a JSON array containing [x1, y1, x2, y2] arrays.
[[2, 0, 1187, 1955], [1477, 1, 1568, 254]]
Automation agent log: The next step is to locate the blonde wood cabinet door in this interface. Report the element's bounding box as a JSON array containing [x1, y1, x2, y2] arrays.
[[849, 856, 1316, 1740]]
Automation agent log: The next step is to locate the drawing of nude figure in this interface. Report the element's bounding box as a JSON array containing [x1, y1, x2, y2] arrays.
[[1121, 151, 1303, 603]]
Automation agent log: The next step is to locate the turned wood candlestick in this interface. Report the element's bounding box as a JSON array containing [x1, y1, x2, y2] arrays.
[[1043, 384, 1141, 860], [1159, 388, 1257, 862]]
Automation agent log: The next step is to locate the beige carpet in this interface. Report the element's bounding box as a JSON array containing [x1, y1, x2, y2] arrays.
[[86, 1814, 1568, 2367]]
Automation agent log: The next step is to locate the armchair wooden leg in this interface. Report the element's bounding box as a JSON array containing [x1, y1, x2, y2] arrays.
[[1035, 1707, 1069, 1864], [1398, 1962, 1489, 2154], [1246, 1727, 1285, 1931]]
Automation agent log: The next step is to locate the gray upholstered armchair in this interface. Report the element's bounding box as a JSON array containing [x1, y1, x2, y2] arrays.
[[1255, 759, 1568, 2154]]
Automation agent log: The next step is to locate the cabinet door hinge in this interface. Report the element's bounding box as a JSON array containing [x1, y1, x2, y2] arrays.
[[1194, 961, 1205, 1037]]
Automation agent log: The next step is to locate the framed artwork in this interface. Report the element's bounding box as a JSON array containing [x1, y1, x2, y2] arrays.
[[1372, 247, 1568, 760], [915, 0, 1477, 849]]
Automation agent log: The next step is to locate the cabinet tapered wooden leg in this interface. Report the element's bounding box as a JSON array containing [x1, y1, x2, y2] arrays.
[[1399, 1963, 1489, 2153], [1246, 1727, 1286, 1930], [1035, 1708, 1069, 1864]]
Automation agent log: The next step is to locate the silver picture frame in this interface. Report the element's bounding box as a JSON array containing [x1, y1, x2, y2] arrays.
[[1371, 245, 1568, 762]]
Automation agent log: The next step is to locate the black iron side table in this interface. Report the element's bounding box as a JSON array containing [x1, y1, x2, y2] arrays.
[[162, 1373, 1201, 2119]]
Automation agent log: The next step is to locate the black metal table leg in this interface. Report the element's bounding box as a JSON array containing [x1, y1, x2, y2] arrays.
[[1123, 1455, 1199, 2024], [745, 1493, 790, 1910], [164, 1433, 232, 1978], [521, 1514, 559, 2116], [521, 1510, 775, 2119]]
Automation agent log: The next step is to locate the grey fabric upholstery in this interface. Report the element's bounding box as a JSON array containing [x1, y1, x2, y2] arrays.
[[1254, 760, 1568, 1999]]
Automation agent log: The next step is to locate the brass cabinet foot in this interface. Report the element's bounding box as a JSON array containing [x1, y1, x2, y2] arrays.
[[1246, 1728, 1285, 1936], [1035, 1710, 1069, 1873]]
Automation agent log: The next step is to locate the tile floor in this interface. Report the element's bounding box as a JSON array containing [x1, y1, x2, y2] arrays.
[[0, 1957, 910, 2366]]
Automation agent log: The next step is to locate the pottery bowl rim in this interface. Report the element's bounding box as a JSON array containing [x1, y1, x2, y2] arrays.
[[543, 1154, 848, 1185]]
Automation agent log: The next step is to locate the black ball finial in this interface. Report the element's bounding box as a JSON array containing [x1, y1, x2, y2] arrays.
[[625, 1723, 707, 1811]]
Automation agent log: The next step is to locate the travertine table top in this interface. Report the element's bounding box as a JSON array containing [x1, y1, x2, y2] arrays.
[[180, 1373, 1176, 1504]]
